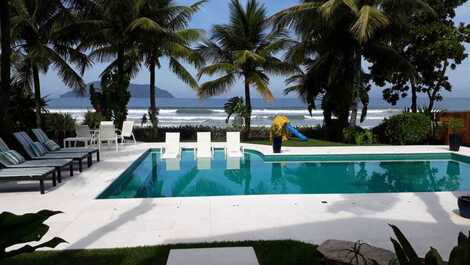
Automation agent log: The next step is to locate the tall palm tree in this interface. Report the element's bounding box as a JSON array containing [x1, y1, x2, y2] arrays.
[[197, 0, 294, 137], [272, 0, 428, 128], [0, 0, 12, 135], [130, 0, 205, 130], [11, 0, 90, 126]]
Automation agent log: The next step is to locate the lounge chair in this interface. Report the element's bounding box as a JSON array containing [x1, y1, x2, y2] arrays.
[[0, 138, 74, 181], [33, 128, 100, 162], [162, 133, 181, 159], [98, 121, 119, 152], [195, 132, 213, 159], [0, 167, 57, 194], [225, 132, 244, 158], [14, 132, 89, 172], [62, 125, 97, 148], [118, 121, 136, 144]]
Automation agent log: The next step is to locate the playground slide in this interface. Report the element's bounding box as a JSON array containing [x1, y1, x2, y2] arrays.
[[285, 124, 308, 142]]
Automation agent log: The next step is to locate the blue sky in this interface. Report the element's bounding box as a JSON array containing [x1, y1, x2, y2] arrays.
[[42, 0, 470, 99]]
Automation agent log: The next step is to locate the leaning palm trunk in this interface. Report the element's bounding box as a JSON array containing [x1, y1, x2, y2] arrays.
[[243, 79, 252, 139], [349, 50, 362, 128], [33, 65, 42, 127], [148, 59, 158, 135]]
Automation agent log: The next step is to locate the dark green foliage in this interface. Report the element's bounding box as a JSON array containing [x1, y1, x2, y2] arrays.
[[1, 240, 324, 265], [43, 113, 76, 145], [390, 225, 470, 265], [83, 111, 104, 129], [376, 0, 470, 112], [90, 70, 131, 128], [448, 118, 465, 134], [224, 97, 247, 126], [0, 210, 66, 260], [343, 128, 377, 145], [377, 113, 431, 145]]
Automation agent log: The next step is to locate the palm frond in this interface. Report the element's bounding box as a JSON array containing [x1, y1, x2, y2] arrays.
[[198, 74, 236, 98], [169, 57, 199, 90], [351, 5, 390, 43]]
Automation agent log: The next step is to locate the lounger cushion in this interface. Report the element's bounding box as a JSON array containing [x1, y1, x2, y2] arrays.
[[44, 140, 60, 151], [30, 142, 47, 156], [0, 151, 26, 165]]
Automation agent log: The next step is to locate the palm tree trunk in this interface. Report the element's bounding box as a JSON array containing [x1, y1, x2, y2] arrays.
[[33, 65, 42, 127], [243, 78, 252, 139], [411, 83, 417, 113], [0, 0, 11, 135], [149, 58, 158, 134], [349, 49, 361, 128]]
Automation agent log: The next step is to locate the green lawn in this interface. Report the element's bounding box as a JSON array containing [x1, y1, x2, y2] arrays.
[[3, 240, 325, 265], [247, 138, 351, 147]]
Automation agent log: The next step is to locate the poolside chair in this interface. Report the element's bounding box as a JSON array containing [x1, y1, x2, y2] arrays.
[[195, 132, 213, 159], [225, 132, 244, 158], [162, 133, 181, 159], [62, 125, 97, 148], [0, 167, 57, 194], [0, 138, 74, 181], [98, 121, 119, 152], [32, 128, 100, 162], [118, 121, 136, 144], [226, 157, 241, 170], [165, 158, 181, 171], [14, 132, 89, 172]]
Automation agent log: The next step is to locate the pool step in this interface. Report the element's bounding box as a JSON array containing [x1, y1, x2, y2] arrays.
[[166, 247, 260, 265]]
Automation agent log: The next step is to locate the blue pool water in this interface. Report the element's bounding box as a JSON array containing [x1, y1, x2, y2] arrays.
[[98, 150, 470, 199]]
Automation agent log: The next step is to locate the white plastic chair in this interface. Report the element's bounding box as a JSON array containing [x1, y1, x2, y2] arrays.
[[119, 121, 136, 144], [162, 133, 181, 159], [195, 132, 213, 159], [63, 125, 96, 147], [225, 132, 244, 158], [98, 121, 119, 152]]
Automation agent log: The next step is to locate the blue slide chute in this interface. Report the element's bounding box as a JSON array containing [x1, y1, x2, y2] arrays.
[[285, 124, 308, 142]]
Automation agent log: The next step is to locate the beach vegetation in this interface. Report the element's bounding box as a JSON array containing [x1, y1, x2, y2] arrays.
[[374, 112, 432, 145], [197, 0, 295, 138], [376, 0, 470, 113], [83, 111, 105, 129], [43, 113, 77, 144], [224, 97, 247, 128]]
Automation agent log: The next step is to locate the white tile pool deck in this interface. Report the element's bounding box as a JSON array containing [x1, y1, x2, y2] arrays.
[[1, 143, 470, 258]]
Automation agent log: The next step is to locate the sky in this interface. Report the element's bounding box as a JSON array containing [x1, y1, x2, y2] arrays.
[[41, 0, 470, 99]]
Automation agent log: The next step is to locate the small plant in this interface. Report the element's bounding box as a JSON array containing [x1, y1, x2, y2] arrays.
[[448, 118, 464, 134], [343, 128, 377, 145], [83, 111, 104, 129], [0, 210, 66, 260], [224, 97, 247, 129]]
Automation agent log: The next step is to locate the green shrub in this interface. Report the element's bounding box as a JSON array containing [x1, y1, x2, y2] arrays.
[[448, 118, 464, 134], [343, 127, 377, 145], [375, 112, 431, 145], [43, 113, 76, 145], [83, 111, 104, 129]]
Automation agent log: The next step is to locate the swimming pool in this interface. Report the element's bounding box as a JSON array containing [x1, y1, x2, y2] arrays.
[[98, 149, 470, 199]]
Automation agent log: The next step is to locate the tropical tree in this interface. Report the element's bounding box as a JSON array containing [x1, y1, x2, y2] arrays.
[[10, 0, 90, 126], [376, 0, 470, 113], [272, 0, 429, 129], [130, 0, 206, 131], [0, 0, 12, 136], [197, 0, 294, 138]]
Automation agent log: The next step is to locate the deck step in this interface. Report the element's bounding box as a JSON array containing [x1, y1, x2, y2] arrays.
[[166, 247, 259, 265]]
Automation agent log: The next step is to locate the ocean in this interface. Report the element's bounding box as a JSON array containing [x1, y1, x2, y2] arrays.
[[47, 97, 470, 128]]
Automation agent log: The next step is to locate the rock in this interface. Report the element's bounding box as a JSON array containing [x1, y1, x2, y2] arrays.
[[317, 240, 396, 265]]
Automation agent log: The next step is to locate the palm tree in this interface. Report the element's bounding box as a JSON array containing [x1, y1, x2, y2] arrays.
[[272, 0, 428, 128], [0, 0, 12, 134], [10, 0, 90, 126], [197, 0, 294, 137], [130, 0, 205, 130]]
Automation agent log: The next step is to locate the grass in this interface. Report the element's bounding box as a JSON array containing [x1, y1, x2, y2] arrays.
[[247, 138, 351, 147], [2, 240, 325, 265]]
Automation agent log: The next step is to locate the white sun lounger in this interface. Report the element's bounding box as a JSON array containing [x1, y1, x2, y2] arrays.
[[195, 132, 213, 159], [162, 133, 181, 159], [225, 132, 244, 158]]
